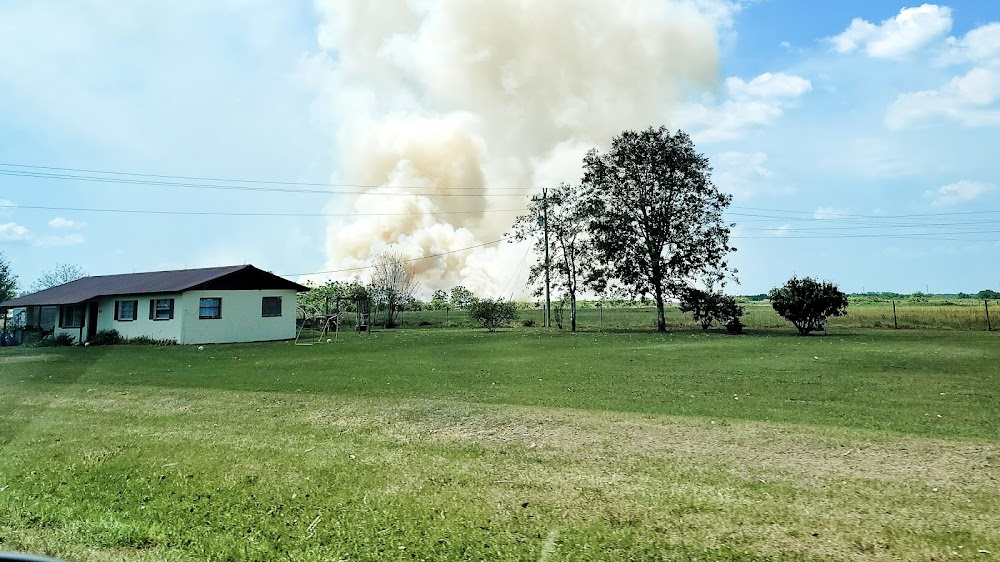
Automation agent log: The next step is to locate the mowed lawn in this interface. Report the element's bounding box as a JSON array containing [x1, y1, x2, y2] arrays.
[[1, 328, 997, 561]]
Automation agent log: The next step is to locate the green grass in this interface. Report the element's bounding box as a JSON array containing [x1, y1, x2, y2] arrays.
[[1, 328, 998, 561]]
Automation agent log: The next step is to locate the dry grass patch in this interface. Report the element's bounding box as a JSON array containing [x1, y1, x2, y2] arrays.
[[302, 398, 999, 561]]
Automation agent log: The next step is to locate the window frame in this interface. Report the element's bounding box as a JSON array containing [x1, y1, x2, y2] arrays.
[[114, 300, 139, 322], [261, 296, 282, 318], [199, 297, 222, 320], [59, 305, 84, 329], [150, 298, 175, 321]]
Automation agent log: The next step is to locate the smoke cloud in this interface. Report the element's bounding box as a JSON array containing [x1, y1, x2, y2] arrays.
[[307, 0, 731, 296]]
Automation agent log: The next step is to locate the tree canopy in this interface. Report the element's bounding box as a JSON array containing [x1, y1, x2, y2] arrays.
[[512, 182, 594, 331], [582, 126, 735, 332], [369, 253, 418, 328], [30, 263, 87, 293], [0, 252, 17, 303]]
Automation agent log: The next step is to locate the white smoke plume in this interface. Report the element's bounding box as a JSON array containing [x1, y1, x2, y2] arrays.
[[307, 0, 732, 297]]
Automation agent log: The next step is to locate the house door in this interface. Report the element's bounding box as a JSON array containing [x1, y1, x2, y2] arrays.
[[87, 302, 99, 342]]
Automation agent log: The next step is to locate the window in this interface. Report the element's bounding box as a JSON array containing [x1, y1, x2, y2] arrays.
[[199, 298, 222, 319], [59, 305, 84, 328], [114, 300, 139, 321], [261, 296, 282, 317], [150, 298, 174, 321]]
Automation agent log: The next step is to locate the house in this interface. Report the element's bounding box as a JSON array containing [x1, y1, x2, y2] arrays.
[[0, 265, 309, 345]]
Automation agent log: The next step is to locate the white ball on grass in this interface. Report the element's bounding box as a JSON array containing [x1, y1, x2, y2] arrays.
[[198, 346, 205, 351]]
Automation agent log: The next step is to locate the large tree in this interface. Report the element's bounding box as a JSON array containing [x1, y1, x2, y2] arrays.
[[582, 126, 735, 332], [512, 182, 594, 331], [369, 253, 418, 328], [0, 251, 17, 302], [30, 263, 87, 293]]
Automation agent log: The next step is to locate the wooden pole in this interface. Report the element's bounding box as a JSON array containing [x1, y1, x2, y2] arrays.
[[892, 300, 898, 329], [986, 299, 992, 332], [542, 188, 551, 329]]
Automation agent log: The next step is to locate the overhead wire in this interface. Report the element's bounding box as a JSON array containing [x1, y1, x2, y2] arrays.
[[281, 237, 511, 278], [0, 202, 527, 218], [3, 161, 998, 251]]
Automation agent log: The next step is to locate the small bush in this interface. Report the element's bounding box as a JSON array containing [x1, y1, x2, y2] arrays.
[[91, 329, 124, 346], [418, 320, 432, 327], [467, 298, 518, 332], [521, 319, 536, 327], [53, 333, 76, 346], [126, 336, 178, 346], [769, 277, 848, 335], [679, 288, 744, 332]]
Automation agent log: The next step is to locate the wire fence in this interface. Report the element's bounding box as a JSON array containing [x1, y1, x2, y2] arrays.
[[379, 299, 1000, 333]]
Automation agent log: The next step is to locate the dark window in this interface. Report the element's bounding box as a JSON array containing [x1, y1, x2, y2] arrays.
[[59, 305, 85, 328], [199, 298, 222, 319], [150, 298, 175, 320], [262, 296, 282, 317], [115, 300, 139, 321]]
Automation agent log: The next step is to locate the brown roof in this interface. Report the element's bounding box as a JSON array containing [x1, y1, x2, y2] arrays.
[[0, 265, 309, 308]]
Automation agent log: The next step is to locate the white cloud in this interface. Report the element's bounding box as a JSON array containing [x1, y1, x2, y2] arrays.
[[32, 233, 85, 248], [813, 207, 850, 220], [48, 217, 86, 229], [0, 222, 31, 241], [680, 72, 812, 142], [939, 22, 1000, 65], [830, 4, 952, 59], [925, 180, 995, 206], [886, 67, 1000, 129], [726, 72, 812, 100], [0, 199, 14, 216], [713, 151, 795, 199]]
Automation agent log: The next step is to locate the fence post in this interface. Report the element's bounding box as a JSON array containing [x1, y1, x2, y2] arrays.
[[892, 300, 898, 329], [987, 299, 992, 332]]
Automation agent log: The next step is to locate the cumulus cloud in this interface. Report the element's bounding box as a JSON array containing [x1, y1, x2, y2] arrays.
[[0, 222, 31, 241], [829, 4, 952, 59], [925, 180, 995, 206], [939, 22, 1000, 65], [0, 199, 15, 216], [48, 217, 86, 229], [886, 67, 1000, 129], [680, 72, 812, 143], [310, 0, 735, 295]]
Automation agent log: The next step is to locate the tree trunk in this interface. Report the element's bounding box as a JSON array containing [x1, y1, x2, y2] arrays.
[[654, 285, 667, 332], [570, 293, 577, 332]]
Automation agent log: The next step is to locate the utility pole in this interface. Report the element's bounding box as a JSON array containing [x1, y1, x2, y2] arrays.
[[531, 188, 552, 327], [542, 188, 551, 328]]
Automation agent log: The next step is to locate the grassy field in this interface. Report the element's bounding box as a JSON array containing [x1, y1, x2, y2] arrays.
[[1, 328, 998, 561], [360, 298, 1000, 333]]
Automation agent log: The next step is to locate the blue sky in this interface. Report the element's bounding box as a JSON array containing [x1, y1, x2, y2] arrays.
[[1, 1, 998, 297]]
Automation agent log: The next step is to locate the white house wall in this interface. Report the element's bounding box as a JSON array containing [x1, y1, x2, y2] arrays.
[[98, 294, 184, 342], [180, 289, 298, 344]]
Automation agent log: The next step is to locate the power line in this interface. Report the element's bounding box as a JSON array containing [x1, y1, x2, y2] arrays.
[[0, 164, 529, 193], [729, 205, 1000, 219], [4, 162, 999, 218], [0, 169, 530, 198], [0, 203, 527, 218], [282, 237, 510, 277]]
